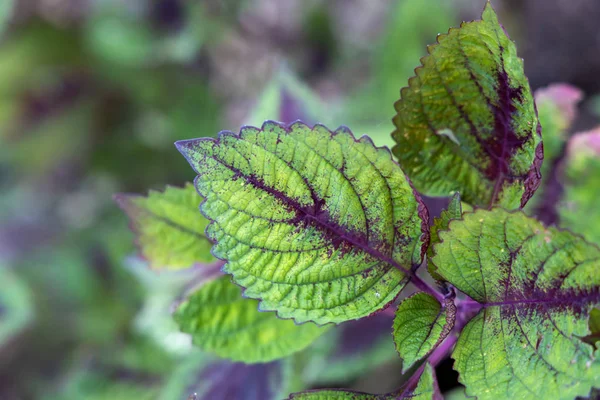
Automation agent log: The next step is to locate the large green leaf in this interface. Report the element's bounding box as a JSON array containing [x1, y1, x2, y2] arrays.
[[392, 2, 541, 209], [393, 293, 455, 372], [432, 209, 600, 400], [115, 184, 216, 270], [174, 276, 328, 363], [288, 362, 441, 399], [176, 121, 428, 324]]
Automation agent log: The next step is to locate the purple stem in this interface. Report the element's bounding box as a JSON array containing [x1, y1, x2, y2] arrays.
[[427, 334, 458, 368]]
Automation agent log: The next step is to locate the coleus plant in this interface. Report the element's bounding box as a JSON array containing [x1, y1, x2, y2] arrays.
[[117, 2, 600, 399]]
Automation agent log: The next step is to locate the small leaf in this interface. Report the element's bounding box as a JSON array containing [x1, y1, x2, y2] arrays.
[[115, 184, 215, 269], [174, 276, 328, 363], [289, 362, 441, 400], [161, 355, 291, 400], [427, 192, 463, 280], [176, 121, 429, 324], [393, 293, 455, 372], [392, 2, 542, 209], [559, 128, 600, 244], [433, 209, 600, 400]]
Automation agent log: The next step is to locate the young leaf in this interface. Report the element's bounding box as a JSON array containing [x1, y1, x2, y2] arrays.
[[393, 293, 455, 372], [161, 355, 291, 400], [176, 121, 429, 324], [115, 184, 216, 269], [174, 276, 328, 363], [427, 192, 463, 280], [289, 362, 441, 400], [392, 2, 542, 209], [432, 209, 600, 400], [559, 128, 600, 245]]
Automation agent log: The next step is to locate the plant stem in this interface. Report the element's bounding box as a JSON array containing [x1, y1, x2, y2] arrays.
[[428, 334, 458, 368], [409, 274, 445, 303]]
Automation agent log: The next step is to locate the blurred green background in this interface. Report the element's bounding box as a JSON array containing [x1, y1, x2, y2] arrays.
[[1, 1, 600, 399]]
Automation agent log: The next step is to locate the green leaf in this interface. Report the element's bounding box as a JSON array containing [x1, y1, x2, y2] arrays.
[[427, 192, 464, 280], [174, 276, 328, 363], [393, 293, 455, 372], [392, 2, 542, 209], [289, 362, 441, 399], [176, 121, 428, 324], [558, 128, 600, 245], [115, 184, 216, 270], [432, 209, 600, 400]]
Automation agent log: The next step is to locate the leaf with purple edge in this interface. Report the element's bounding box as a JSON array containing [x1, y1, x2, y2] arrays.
[[115, 184, 216, 270], [173, 276, 328, 363], [176, 121, 429, 325], [392, 1, 542, 209], [393, 292, 455, 372], [432, 208, 600, 400], [288, 362, 441, 400]]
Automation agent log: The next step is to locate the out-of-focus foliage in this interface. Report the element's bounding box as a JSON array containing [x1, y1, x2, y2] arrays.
[[2, 0, 598, 398]]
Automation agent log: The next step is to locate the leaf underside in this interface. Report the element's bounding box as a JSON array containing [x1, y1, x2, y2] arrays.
[[176, 121, 428, 324], [394, 292, 455, 372], [174, 276, 327, 363], [392, 2, 542, 209], [288, 362, 440, 400], [433, 209, 600, 400], [115, 184, 215, 269]]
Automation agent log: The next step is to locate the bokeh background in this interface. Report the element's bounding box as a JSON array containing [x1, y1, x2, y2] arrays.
[[1, 1, 600, 399]]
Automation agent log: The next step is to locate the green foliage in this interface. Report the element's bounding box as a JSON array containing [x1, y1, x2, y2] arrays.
[[393, 293, 454, 372], [115, 184, 215, 269], [433, 209, 600, 400], [289, 362, 440, 399], [177, 121, 427, 324], [301, 314, 398, 385], [559, 129, 600, 244], [392, 2, 541, 209], [174, 276, 328, 363], [0, 266, 33, 351]]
